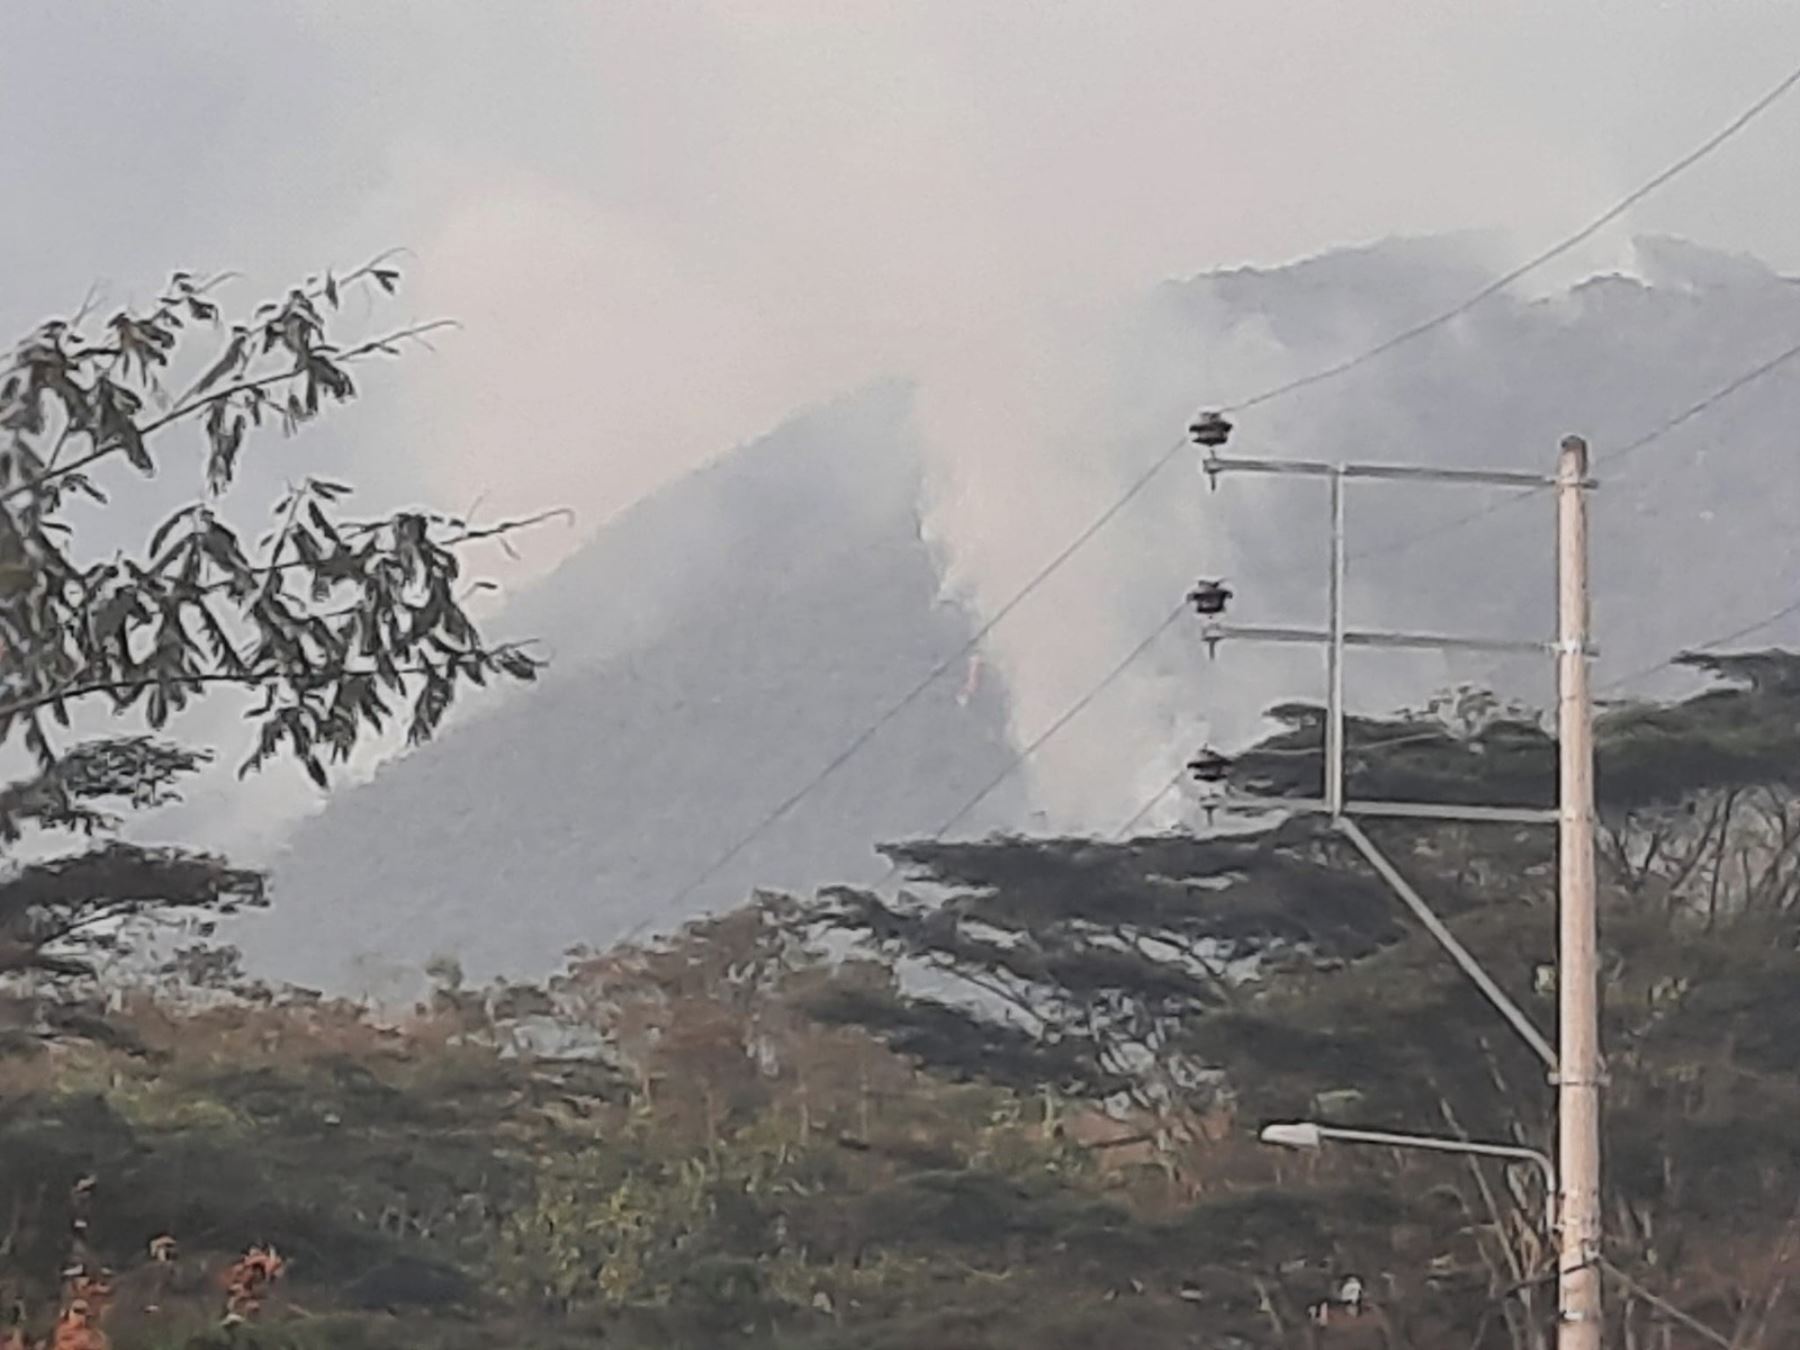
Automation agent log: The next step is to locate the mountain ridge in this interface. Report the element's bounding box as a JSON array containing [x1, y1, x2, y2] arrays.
[[237, 234, 1800, 994], [234, 379, 1021, 995]]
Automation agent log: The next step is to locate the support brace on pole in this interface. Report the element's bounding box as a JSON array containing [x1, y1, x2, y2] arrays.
[[1199, 446, 1566, 1075], [1336, 816, 1558, 1071]]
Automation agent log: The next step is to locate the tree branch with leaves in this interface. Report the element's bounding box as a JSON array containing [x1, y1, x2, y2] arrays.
[[0, 257, 552, 1032]]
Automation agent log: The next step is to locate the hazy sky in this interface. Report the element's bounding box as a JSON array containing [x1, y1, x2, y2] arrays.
[[7, 3, 1800, 569], [5, 3, 1800, 857]]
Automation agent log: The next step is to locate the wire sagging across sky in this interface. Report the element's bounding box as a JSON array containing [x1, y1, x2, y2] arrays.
[[1351, 330, 1800, 571], [1225, 57, 1800, 415], [1108, 581, 1800, 844], [647, 55, 1800, 919]]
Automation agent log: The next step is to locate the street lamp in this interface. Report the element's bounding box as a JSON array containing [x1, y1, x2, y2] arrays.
[[1260, 1121, 1556, 1237]]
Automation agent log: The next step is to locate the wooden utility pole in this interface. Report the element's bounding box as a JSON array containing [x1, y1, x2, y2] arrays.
[[1556, 434, 1602, 1349]]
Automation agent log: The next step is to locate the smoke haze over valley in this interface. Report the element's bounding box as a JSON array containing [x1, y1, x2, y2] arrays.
[[8, 5, 1800, 990], [12, 12, 1800, 1347], [227, 234, 1800, 990]]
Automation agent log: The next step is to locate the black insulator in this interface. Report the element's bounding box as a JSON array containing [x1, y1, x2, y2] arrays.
[[1189, 410, 1232, 448], [1188, 579, 1232, 617], [1188, 747, 1232, 784]]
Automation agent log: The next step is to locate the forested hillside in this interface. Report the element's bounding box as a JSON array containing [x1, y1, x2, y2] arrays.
[[240, 382, 1022, 994], [9, 656, 1797, 1347], [244, 236, 1800, 993]]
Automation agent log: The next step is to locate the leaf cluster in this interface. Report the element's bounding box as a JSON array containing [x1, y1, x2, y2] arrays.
[[0, 258, 550, 1027]]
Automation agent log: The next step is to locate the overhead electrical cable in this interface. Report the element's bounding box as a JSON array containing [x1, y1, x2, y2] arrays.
[[646, 60, 1800, 919]]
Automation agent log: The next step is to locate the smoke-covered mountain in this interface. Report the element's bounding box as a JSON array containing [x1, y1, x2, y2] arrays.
[[1170, 232, 1800, 709], [894, 233, 1800, 830], [235, 381, 1024, 994], [237, 234, 1800, 993]]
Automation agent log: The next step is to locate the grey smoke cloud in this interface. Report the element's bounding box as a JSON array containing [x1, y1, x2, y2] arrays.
[[5, 3, 1800, 849]]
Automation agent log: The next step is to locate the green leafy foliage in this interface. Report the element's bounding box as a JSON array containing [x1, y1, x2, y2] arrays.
[[793, 664, 1800, 1345], [8, 755, 1798, 1349], [0, 260, 546, 1033]]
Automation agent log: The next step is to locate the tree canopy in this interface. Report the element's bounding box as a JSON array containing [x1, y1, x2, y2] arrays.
[[0, 261, 543, 1039], [792, 658, 1800, 1345], [4, 646, 1795, 1345]]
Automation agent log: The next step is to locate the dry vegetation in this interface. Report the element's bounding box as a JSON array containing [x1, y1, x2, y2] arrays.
[[0, 914, 1319, 1349]]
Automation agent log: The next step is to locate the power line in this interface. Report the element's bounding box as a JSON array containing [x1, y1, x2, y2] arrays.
[[657, 331, 1790, 912], [1349, 331, 1800, 569], [1601, 335, 1800, 470], [1308, 58, 1800, 564], [1104, 617, 1553, 844], [927, 602, 1186, 845], [1226, 56, 1800, 416], [844, 603, 1190, 897], [652, 437, 1191, 916], [646, 61, 1800, 919], [1111, 591, 1800, 845], [1597, 592, 1800, 696], [1111, 763, 1188, 840], [918, 327, 1800, 855], [1109, 342, 1800, 837]]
